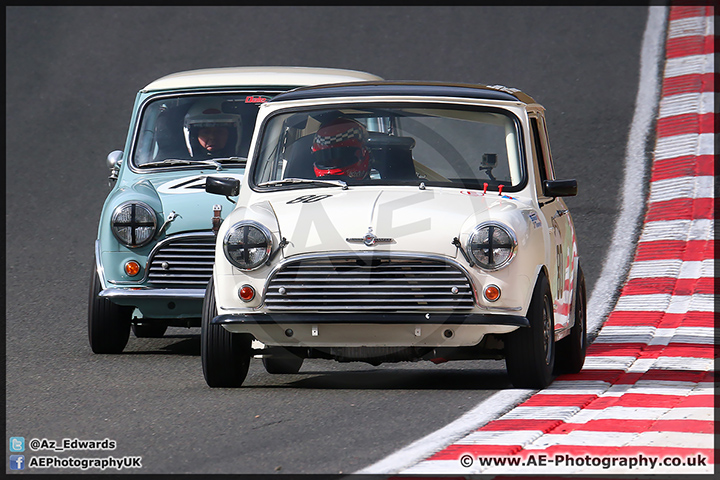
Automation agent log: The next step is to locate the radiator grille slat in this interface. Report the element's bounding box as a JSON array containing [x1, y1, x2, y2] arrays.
[[146, 235, 215, 288], [265, 256, 475, 312]]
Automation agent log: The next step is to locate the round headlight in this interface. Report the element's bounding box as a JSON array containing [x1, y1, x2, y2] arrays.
[[223, 221, 273, 270], [467, 221, 517, 270], [111, 201, 157, 248]]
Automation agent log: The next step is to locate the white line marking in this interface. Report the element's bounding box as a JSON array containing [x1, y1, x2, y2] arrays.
[[613, 293, 714, 312], [582, 356, 639, 370], [574, 405, 713, 422], [648, 175, 714, 202], [638, 218, 714, 242], [541, 380, 610, 394], [664, 53, 714, 78], [606, 381, 699, 396], [593, 326, 657, 343], [627, 259, 714, 279], [658, 92, 715, 117], [651, 356, 714, 371], [655, 133, 715, 160], [457, 430, 544, 445], [527, 430, 714, 449], [500, 406, 582, 420], [593, 326, 715, 345], [668, 15, 715, 38]]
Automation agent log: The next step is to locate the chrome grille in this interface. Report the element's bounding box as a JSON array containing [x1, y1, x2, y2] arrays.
[[265, 255, 475, 312], [146, 234, 215, 288]]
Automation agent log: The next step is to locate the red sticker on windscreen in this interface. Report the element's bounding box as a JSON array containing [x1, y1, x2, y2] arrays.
[[245, 96, 269, 104]]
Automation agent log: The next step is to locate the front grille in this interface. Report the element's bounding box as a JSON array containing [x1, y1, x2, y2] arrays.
[[265, 255, 475, 312], [146, 234, 215, 288]]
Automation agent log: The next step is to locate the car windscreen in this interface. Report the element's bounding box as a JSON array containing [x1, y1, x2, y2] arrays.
[[131, 93, 272, 168], [252, 104, 525, 191]]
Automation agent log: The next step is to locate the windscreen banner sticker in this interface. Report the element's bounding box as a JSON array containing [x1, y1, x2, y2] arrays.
[[245, 96, 270, 104]]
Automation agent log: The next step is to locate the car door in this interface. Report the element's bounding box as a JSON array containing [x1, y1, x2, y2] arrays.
[[529, 111, 574, 330]]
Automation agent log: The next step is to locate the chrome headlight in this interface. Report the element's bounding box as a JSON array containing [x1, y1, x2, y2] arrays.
[[111, 201, 157, 248], [467, 221, 517, 270], [223, 221, 273, 270]]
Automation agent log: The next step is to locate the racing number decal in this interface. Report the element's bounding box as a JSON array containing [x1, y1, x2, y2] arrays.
[[286, 194, 333, 204]]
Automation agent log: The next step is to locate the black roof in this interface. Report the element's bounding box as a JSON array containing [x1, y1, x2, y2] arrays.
[[269, 81, 537, 105]]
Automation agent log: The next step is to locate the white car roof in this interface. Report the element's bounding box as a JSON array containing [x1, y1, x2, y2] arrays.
[[142, 66, 383, 92]]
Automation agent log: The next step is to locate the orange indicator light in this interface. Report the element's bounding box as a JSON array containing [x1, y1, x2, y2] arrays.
[[484, 285, 501, 302], [124, 261, 141, 276], [239, 285, 255, 302]]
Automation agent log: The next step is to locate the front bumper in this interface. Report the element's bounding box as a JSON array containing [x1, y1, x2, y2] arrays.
[[100, 287, 206, 301], [99, 287, 205, 319], [212, 312, 527, 347], [213, 312, 528, 326]]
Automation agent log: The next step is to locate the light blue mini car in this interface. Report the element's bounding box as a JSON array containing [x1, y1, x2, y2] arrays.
[[89, 66, 383, 353]]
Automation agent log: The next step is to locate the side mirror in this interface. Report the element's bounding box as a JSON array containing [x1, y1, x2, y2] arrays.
[[107, 150, 123, 171], [206, 176, 240, 197], [543, 179, 577, 197], [107, 150, 123, 186]]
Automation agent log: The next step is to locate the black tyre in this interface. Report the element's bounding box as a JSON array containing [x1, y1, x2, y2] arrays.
[[88, 266, 132, 354], [505, 273, 555, 388], [201, 278, 252, 387], [132, 323, 168, 338], [262, 349, 304, 374], [555, 265, 587, 374]]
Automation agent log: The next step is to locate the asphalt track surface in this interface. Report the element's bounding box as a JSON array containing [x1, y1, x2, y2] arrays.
[[6, 6, 651, 475]]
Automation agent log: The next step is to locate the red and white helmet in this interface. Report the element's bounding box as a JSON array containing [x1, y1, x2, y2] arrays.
[[311, 117, 370, 179]]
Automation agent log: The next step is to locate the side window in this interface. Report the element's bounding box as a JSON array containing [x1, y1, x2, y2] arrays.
[[530, 117, 548, 195], [532, 115, 556, 181], [539, 116, 557, 181], [530, 117, 548, 182], [531, 115, 557, 199]]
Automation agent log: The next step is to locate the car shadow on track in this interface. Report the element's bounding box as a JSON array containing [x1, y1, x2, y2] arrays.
[[121, 335, 515, 389], [123, 334, 201, 356], [247, 360, 513, 390]]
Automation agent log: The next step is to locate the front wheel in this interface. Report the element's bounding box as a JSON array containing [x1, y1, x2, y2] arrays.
[[555, 265, 587, 374], [505, 273, 555, 388], [201, 278, 252, 387], [88, 265, 132, 354]]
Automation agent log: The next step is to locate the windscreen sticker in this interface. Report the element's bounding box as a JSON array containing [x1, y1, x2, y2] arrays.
[[245, 95, 269, 104]]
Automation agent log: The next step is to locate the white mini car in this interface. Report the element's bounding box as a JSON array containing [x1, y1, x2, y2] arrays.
[[203, 81, 586, 388]]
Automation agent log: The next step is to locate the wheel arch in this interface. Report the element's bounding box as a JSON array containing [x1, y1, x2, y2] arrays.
[[522, 264, 550, 316]]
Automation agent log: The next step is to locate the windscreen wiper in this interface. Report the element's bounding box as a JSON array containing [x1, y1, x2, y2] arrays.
[[139, 159, 224, 170], [257, 177, 348, 190], [209, 156, 247, 165]]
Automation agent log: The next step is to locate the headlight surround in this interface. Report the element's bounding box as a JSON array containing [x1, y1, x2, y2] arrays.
[[467, 221, 517, 270], [111, 201, 157, 248], [223, 221, 273, 270]]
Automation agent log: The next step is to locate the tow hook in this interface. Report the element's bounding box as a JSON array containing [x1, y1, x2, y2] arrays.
[[212, 205, 222, 235]]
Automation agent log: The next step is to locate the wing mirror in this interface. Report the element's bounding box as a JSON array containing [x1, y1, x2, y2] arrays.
[[206, 176, 240, 197], [543, 179, 577, 197], [107, 150, 123, 186]]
